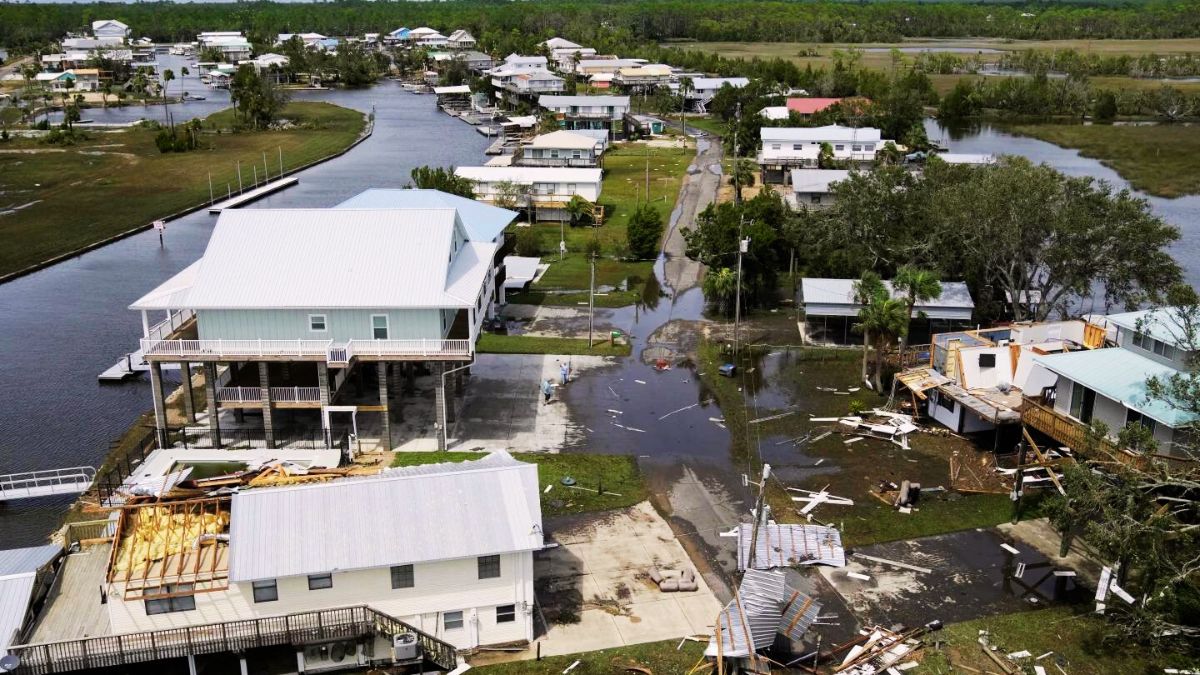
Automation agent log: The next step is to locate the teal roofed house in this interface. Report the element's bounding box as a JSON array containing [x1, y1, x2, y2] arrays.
[[1027, 307, 1198, 459]]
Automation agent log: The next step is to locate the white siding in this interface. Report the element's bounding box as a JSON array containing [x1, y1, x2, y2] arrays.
[[107, 552, 534, 649], [197, 308, 445, 342]]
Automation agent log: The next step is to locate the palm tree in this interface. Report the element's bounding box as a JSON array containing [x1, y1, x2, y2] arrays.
[[161, 68, 175, 128], [892, 265, 942, 364], [703, 267, 738, 316], [678, 75, 694, 131], [852, 271, 885, 384], [730, 159, 757, 204], [856, 288, 910, 392]]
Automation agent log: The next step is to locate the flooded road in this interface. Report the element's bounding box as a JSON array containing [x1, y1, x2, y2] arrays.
[[0, 80, 488, 545]]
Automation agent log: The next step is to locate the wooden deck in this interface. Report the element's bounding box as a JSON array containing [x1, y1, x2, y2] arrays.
[[27, 543, 113, 643]]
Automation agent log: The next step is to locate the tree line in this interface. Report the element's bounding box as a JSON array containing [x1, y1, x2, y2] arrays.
[[7, 0, 1200, 52]]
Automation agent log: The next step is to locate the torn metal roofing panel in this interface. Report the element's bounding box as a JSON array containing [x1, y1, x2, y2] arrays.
[[0, 545, 59, 656], [706, 569, 822, 659], [735, 523, 845, 571], [228, 451, 542, 582]]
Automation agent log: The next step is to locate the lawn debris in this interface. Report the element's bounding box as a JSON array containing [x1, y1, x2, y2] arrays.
[[849, 552, 932, 575]]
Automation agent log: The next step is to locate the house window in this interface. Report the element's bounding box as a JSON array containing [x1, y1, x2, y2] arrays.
[[309, 314, 327, 332], [371, 314, 389, 340], [809, 194, 821, 204], [145, 584, 196, 615], [252, 579, 278, 603], [496, 604, 516, 623], [864, 144, 875, 151], [444, 610, 465, 630], [790, 144, 800, 151], [772, 144, 781, 151], [1132, 331, 1145, 348], [852, 144, 862, 152], [478, 555, 501, 579], [391, 564, 414, 589], [566, 183, 577, 193], [1069, 381, 1095, 423], [834, 144, 845, 151], [1126, 409, 1157, 435], [308, 573, 333, 590], [936, 391, 955, 413]]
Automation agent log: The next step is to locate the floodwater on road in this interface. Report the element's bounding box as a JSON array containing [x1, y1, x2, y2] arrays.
[[0, 80, 488, 546]]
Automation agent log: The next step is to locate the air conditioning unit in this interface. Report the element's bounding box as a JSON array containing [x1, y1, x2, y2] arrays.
[[393, 632, 421, 662]]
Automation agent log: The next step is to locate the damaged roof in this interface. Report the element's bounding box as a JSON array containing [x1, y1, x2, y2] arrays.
[[706, 569, 821, 659], [734, 523, 845, 571]]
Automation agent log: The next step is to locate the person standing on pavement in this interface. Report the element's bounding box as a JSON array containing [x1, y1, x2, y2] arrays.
[[560, 361, 570, 386], [541, 378, 554, 405]]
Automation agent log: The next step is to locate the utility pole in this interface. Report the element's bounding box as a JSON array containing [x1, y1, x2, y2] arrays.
[[733, 101, 742, 206], [644, 143, 650, 204], [588, 252, 596, 347], [734, 220, 749, 357], [746, 463, 771, 571]]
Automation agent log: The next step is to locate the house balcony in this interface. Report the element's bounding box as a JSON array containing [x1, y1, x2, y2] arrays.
[[216, 386, 323, 408], [1020, 395, 1126, 462], [141, 337, 473, 365], [516, 156, 599, 168], [556, 110, 621, 120]]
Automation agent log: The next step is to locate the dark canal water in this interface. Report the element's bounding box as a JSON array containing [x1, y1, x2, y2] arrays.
[[0, 80, 488, 545], [1, 103, 1197, 548]]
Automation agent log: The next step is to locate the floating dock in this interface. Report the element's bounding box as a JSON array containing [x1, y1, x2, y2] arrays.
[[208, 176, 299, 214], [99, 350, 178, 382]]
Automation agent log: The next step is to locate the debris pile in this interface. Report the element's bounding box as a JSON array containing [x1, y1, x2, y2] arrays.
[[833, 622, 942, 674], [647, 566, 699, 593]]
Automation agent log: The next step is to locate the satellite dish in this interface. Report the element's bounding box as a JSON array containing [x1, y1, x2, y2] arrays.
[[1, 654, 22, 672]]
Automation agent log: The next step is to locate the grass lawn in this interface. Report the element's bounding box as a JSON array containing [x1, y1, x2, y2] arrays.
[[474, 639, 706, 673], [389, 451, 647, 518], [476, 333, 631, 357], [0, 101, 365, 278], [696, 341, 1046, 547], [1009, 123, 1200, 197], [683, 116, 729, 137], [527, 141, 692, 306], [914, 606, 1193, 674]]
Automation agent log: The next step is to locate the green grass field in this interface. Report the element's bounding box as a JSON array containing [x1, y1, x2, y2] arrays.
[[1009, 122, 1200, 197], [390, 451, 646, 518], [528, 142, 692, 304], [0, 101, 365, 278], [476, 333, 631, 357]]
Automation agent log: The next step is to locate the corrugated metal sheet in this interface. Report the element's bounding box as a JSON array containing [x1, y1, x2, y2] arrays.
[[762, 124, 883, 143], [333, 189, 516, 244], [227, 451, 542, 582], [177, 209, 486, 310], [529, 131, 600, 150], [735, 524, 845, 571], [0, 545, 58, 655], [706, 569, 822, 659]]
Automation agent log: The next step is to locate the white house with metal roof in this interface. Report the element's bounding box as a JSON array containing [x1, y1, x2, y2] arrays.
[[789, 169, 851, 209], [104, 452, 542, 652], [681, 77, 748, 113], [455, 166, 602, 221], [516, 130, 604, 168], [1026, 308, 1198, 458], [538, 95, 631, 138], [91, 20, 130, 41], [129, 204, 499, 452], [759, 125, 892, 183]]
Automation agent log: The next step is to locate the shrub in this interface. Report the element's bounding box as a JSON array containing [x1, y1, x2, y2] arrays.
[[515, 228, 542, 257], [626, 204, 664, 259]]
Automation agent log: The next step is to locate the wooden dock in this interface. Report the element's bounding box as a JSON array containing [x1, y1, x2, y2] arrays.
[[0, 467, 96, 501], [98, 351, 178, 382], [208, 176, 299, 214]]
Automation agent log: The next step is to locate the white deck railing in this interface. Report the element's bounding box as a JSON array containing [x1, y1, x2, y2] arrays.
[[142, 338, 472, 362], [217, 386, 323, 403], [145, 309, 196, 343]]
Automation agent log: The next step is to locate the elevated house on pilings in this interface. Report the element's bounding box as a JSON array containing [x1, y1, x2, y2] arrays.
[[130, 197, 512, 454]]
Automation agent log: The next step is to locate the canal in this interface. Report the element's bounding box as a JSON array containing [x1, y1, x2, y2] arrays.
[[0, 80, 488, 545], [2, 98, 1197, 548]]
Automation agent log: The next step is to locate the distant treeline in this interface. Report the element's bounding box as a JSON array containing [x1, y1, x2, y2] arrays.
[[5, 0, 1200, 51]]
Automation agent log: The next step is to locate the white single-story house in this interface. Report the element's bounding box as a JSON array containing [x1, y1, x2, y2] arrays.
[[789, 169, 851, 209], [455, 166, 602, 221], [801, 278, 974, 322], [759, 125, 892, 183], [682, 77, 748, 112]]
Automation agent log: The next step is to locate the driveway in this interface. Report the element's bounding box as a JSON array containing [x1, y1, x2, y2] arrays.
[[661, 125, 723, 293]]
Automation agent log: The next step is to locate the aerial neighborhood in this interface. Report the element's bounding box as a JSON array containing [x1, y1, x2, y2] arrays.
[[1, 3, 1199, 675]]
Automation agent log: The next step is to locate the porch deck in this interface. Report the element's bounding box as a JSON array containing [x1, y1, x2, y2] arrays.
[[141, 337, 472, 364], [27, 543, 113, 644]]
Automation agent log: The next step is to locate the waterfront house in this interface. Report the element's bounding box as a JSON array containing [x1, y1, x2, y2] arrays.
[[489, 55, 563, 102], [759, 125, 891, 183], [538, 94, 630, 139], [896, 321, 1106, 435], [575, 58, 647, 77], [516, 130, 603, 168], [800, 277, 975, 349], [455, 166, 602, 222], [276, 32, 327, 48], [934, 152, 996, 166], [67, 68, 101, 91], [197, 32, 252, 61], [130, 206, 498, 453], [1023, 308, 1199, 459], [34, 70, 76, 92], [683, 77, 748, 113], [789, 169, 850, 209], [91, 20, 130, 42], [446, 29, 476, 50], [384, 27, 411, 45], [613, 64, 673, 90], [551, 46, 597, 72]]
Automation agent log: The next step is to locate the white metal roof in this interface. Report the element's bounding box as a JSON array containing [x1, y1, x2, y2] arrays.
[[801, 278, 975, 320], [790, 169, 851, 194], [690, 77, 749, 91], [760, 106, 790, 121], [538, 94, 630, 108], [141, 209, 490, 310], [227, 451, 543, 582], [334, 188, 517, 243], [762, 124, 883, 144], [528, 130, 600, 150], [130, 260, 201, 311], [455, 166, 602, 185], [0, 545, 59, 657], [432, 84, 471, 95], [540, 37, 582, 50], [445, 241, 499, 304]]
